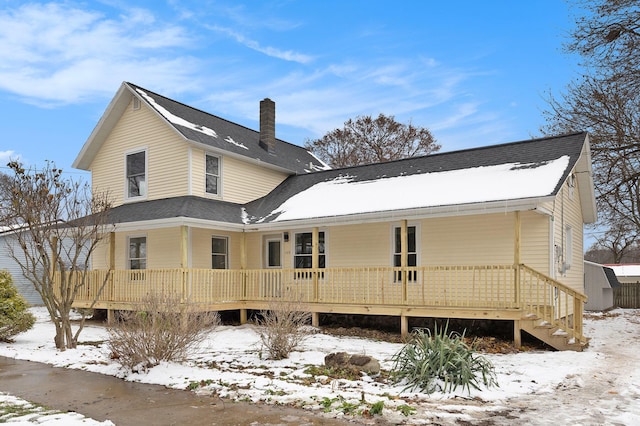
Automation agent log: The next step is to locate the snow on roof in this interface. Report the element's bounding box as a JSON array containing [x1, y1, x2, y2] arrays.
[[264, 155, 570, 222], [136, 88, 219, 139], [606, 264, 640, 277]]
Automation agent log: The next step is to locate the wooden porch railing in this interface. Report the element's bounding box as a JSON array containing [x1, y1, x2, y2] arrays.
[[518, 264, 587, 344], [67, 264, 586, 343]]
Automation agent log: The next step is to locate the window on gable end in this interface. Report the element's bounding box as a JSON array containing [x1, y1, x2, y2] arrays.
[[126, 150, 146, 199], [206, 154, 220, 196]]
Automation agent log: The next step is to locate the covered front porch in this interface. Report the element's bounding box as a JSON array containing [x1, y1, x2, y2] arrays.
[[69, 263, 587, 351]]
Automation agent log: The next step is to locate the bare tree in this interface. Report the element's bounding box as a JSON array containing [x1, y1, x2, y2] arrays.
[[544, 0, 640, 257], [567, 0, 640, 90], [305, 113, 439, 168], [0, 161, 112, 350]]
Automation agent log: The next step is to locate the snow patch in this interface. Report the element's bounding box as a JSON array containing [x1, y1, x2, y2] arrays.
[[135, 89, 218, 138], [266, 156, 571, 222]]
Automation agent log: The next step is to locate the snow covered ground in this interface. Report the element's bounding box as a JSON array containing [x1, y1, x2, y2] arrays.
[[1, 307, 640, 425]]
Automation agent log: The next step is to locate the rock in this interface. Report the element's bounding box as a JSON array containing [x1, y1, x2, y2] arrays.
[[324, 352, 380, 375]]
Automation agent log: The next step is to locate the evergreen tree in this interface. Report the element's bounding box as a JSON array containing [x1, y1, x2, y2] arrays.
[[0, 269, 35, 341]]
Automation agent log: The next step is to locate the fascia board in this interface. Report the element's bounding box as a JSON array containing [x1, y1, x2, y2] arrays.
[[73, 83, 133, 170], [112, 217, 245, 232], [575, 134, 597, 224], [243, 196, 556, 232]]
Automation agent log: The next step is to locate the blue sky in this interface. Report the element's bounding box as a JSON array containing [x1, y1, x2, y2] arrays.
[[0, 0, 582, 177]]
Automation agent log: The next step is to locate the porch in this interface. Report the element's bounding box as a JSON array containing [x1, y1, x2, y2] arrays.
[[69, 263, 588, 351]]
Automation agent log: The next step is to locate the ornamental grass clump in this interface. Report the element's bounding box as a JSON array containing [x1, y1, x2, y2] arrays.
[[391, 323, 498, 395]]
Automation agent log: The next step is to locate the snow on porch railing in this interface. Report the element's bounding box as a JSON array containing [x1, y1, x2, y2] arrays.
[[518, 264, 587, 344]]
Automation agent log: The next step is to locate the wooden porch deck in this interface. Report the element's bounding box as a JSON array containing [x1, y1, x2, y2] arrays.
[[68, 264, 588, 351]]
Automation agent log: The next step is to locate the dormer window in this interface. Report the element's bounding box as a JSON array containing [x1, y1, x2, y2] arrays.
[[206, 154, 220, 196], [126, 150, 146, 199]]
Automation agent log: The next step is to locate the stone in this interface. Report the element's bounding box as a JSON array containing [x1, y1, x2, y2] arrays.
[[324, 352, 380, 375]]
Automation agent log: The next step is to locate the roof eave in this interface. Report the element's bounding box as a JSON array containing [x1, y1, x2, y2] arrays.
[[112, 217, 245, 232], [245, 196, 556, 231], [72, 83, 133, 170], [576, 134, 598, 224]]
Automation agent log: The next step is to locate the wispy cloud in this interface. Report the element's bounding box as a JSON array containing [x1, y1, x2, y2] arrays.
[[208, 25, 314, 64], [0, 2, 198, 105], [0, 150, 19, 164]]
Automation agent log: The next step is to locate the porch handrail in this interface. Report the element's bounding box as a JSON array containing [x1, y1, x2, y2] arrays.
[[518, 264, 587, 344], [69, 265, 520, 307], [67, 264, 586, 342]]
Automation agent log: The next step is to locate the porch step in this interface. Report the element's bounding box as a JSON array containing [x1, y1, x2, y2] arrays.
[[520, 316, 588, 352]]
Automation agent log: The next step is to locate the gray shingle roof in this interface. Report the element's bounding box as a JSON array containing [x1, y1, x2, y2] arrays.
[[107, 132, 591, 226], [126, 82, 327, 174], [243, 132, 589, 223], [603, 266, 622, 289], [107, 196, 245, 225]]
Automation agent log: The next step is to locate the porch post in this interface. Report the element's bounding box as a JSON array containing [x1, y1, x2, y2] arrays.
[[514, 211, 521, 306], [514, 211, 522, 347], [401, 314, 409, 338], [312, 227, 319, 302], [401, 220, 408, 303], [180, 225, 189, 268], [180, 226, 189, 304], [513, 320, 522, 348], [108, 232, 115, 324], [240, 232, 247, 325]]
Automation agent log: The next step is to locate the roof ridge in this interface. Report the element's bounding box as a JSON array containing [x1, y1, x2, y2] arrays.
[[292, 131, 587, 176], [125, 82, 309, 150]]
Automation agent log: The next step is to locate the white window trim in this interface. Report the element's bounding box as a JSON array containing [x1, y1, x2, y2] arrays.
[[124, 147, 148, 202], [391, 223, 420, 267], [565, 225, 573, 269], [205, 153, 222, 198], [293, 229, 327, 269], [263, 234, 283, 269], [127, 234, 147, 270], [211, 235, 229, 269]]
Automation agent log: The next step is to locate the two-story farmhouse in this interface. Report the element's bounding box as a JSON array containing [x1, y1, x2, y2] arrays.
[[71, 82, 596, 350]]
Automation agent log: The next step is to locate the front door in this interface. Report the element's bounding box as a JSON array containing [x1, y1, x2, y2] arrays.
[[263, 236, 282, 297]]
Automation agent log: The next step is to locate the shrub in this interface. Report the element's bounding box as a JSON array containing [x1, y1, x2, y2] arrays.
[[0, 270, 36, 342], [107, 292, 220, 371], [257, 294, 312, 360], [391, 323, 498, 394]]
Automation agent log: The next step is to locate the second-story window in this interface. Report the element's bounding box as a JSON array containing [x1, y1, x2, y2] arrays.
[[126, 150, 146, 198], [206, 154, 220, 195]]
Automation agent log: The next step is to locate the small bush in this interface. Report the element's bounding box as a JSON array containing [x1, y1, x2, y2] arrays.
[[108, 292, 220, 371], [257, 294, 312, 360], [391, 323, 498, 394], [0, 270, 36, 342]]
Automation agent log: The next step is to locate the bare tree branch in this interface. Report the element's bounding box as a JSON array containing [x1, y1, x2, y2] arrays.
[[0, 161, 112, 350]]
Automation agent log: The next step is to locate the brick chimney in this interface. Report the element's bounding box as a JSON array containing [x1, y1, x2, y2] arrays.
[[259, 98, 275, 154]]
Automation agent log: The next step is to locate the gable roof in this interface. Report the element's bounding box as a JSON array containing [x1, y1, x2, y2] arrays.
[[73, 82, 329, 174], [244, 132, 596, 226], [102, 132, 596, 229]]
